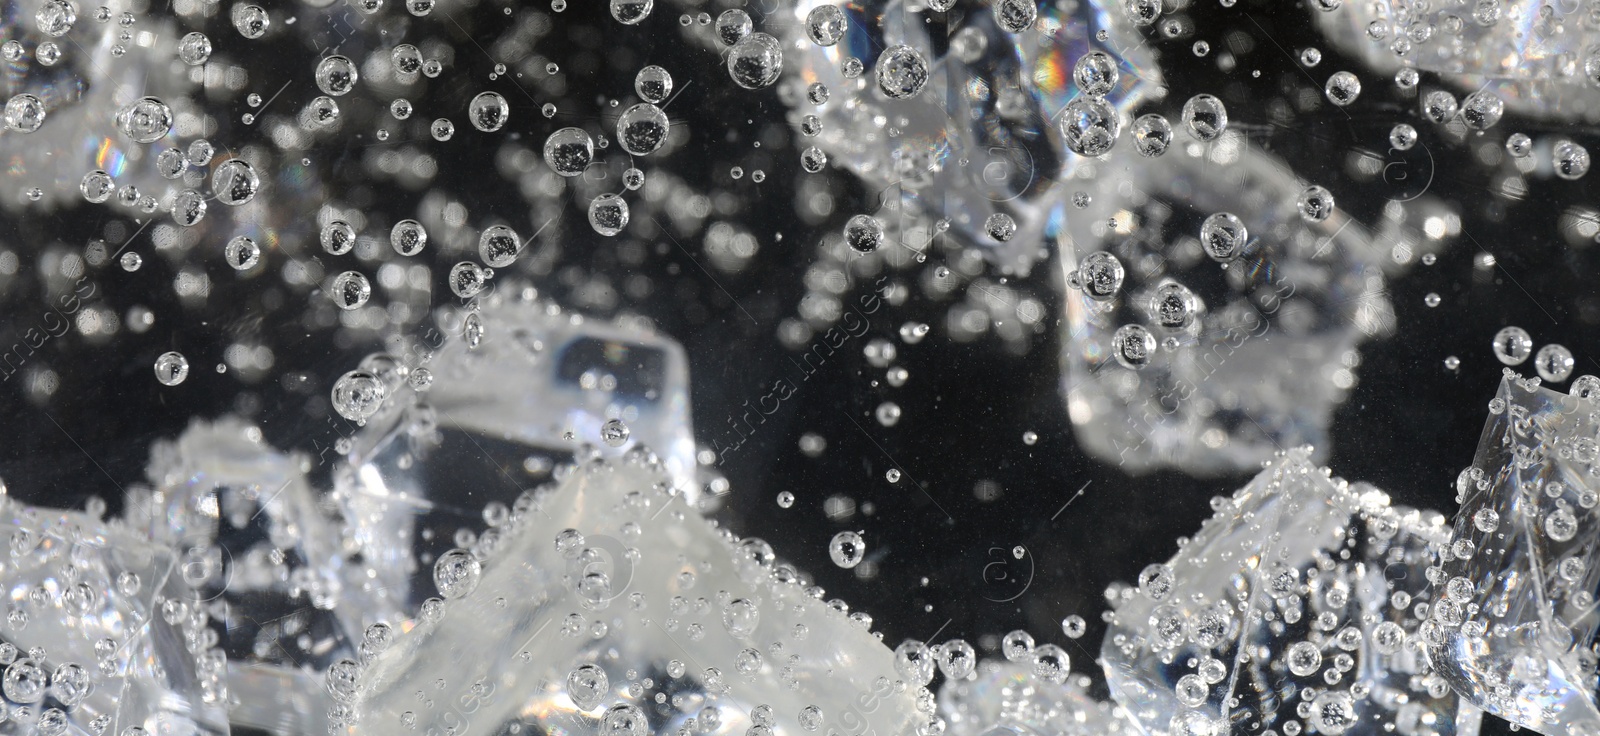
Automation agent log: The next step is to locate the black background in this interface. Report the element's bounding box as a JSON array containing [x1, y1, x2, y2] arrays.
[[1, 0, 1597, 733]]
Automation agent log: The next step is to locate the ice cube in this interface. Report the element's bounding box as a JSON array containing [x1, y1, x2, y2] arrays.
[[0, 497, 230, 736], [1313, 1, 1598, 122], [778, 0, 1162, 276], [335, 297, 699, 620], [131, 416, 370, 734], [1059, 143, 1430, 476], [339, 453, 931, 736], [1101, 447, 1481, 736], [938, 661, 1135, 736], [1427, 369, 1600, 734]]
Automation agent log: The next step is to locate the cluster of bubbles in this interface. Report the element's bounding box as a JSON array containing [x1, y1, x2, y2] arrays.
[[1490, 326, 1575, 383]]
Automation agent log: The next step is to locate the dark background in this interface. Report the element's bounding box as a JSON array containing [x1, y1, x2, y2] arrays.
[[0, 0, 1596, 733]]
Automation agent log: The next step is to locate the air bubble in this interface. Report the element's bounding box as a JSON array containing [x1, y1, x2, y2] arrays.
[[154, 352, 190, 386], [635, 66, 673, 104], [330, 271, 372, 310], [544, 127, 595, 177], [4, 95, 46, 133], [806, 5, 846, 46], [1181, 94, 1227, 141], [589, 194, 630, 237], [315, 55, 359, 96], [225, 236, 260, 270], [829, 531, 866, 568], [1491, 326, 1532, 366], [468, 91, 509, 132], [875, 45, 929, 99], [391, 219, 428, 256], [727, 33, 783, 89]]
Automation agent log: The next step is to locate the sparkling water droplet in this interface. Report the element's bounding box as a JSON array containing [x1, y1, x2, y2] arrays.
[[1199, 212, 1248, 261], [635, 66, 673, 103], [4, 95, 46, 133], [806, 5, 846, 46], [1078, 251, 1124, 300], [390, 219, 428, 256], [1181, 94, 1227, 141], [1296, 185, 1335, 223], [1505, 132, 1532, 158], [715, 9, 752, 45], [153, 352, 190, 386], [623, 167, 645, 190], [609, 0, 652, 24], [1124, 0, 1161, 26], [1060, 96, 1120, 156], [211, 159, 259, 206], [478, 224, 522, 267], [1286, 641, 1323, 676], [321, 220, 356, 255], [616, 103, 669, 156], [1323, 71, 1361, 106], [463, 311, 485, 349], [116, 97, 173, 143], [984, 213, 1016, 242], [544, 127, 594, 177], [993, 0, 1036, 32], [35, 0, 75, 36], [391, 44, 422, 75], [170, 189, 207, 226], [1149, 282, 1198, 329], [799, 705, 824, 731], [225, 236, 260, 270], [874, 45, 928, 99], [432, 548, 481, 599], [894, 640, 934, 684], [80, 170, 114, 203], [430, 118, 455, 141], [1535, 343, 1575, 382], [1461, 90, 1504, 130], [468, 91, 509, 132], [829, 531, 865, 568], [601, 418, 630, 447], [1073, 51, 1119, 97], [1390, 123, 1417, 150], [721, 598, 759, 638], [727, 33, 783, 89], [448, 262, 488, 298], [1001, 630, 1034, 661], [330, 271, 372, 310], [1421, 90, 1458, 123], [1492, 326, 1533, 366], [156, 148, 186, 179], [1131, 114, 1172, 157], [1031, 643, 1070, 684], [315, 55, 359, 96], [1554, 139, 1591, 180], [566, 664, 608, 710], [231, 4, 270, 38], [588, 194, 630, 237], [1112, 324, 1156, 370]]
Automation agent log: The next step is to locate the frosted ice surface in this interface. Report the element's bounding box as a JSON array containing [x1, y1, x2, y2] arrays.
[[1102, 448, 1481, 736]]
